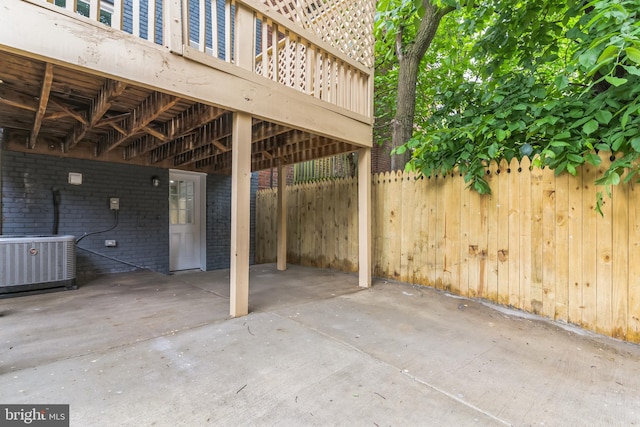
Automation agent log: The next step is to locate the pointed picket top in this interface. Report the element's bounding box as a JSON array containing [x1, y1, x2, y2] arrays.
[[509, 156, 520, 172], [488, 157, 499, 176], [406, 170, 418, 182], [520, 155, 532, 172]]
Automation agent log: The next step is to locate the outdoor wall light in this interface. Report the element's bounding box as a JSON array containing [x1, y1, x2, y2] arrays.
[[151, 176, 160, 187]]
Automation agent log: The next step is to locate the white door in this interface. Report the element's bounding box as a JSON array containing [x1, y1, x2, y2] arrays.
[[169, 171, 205, 271]]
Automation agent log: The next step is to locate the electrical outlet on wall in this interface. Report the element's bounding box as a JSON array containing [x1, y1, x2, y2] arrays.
[[110, 198, 120, 210]]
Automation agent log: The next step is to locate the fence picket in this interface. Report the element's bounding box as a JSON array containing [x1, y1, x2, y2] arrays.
[[530, 163, 544, 314], [581, 161, 598, 330], [315, 181, 326, 267], [388, 171, 402, 279], [468, 175, 485, 298], [400, 172, 415, 283], [425, 174, 437, 288], [542, 165, 557, 319], [299, 183, 312, 266], [446, 170, 462, 294], [373, 173, 382, 277], [348, 177, 358, 271], [596, 155, 613, 335], [612, 167, 629, 340], [507, 158, 521, 308], [519, 157, 533, 311], [555, 167, 569, 322], [459, 171, 471, 297], [413, 175, 429, 284], [486, 161, 499, 301], [628, 180, 640, 341], [287, 186, 300, 263], [372, 174, 382, 276], [335, 179, 346, 270], [325, 180, 336, 269], [567, 164, 583, 325], [433, 173, 445, 289], [497, 159, 510, 305]]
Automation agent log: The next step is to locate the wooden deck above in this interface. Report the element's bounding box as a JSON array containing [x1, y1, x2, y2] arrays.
[[0, 0, 374, 173]]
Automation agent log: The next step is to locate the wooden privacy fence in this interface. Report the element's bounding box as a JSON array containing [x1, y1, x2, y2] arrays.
[[256, 155, 640, 343]]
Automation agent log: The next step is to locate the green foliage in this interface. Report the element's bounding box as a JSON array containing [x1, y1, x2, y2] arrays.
[[382, 0, 640, 202]]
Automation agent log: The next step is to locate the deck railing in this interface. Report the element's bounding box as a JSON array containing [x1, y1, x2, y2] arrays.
[[42, 0, 373, 118]]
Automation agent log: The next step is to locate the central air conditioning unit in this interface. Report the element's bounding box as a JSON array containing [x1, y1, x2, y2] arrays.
[[0, 235, 77, 298]]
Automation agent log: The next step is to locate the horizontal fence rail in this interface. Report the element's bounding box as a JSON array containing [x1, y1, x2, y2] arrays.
[[256, 154, 640, 344], [39, 0, 372, 117]]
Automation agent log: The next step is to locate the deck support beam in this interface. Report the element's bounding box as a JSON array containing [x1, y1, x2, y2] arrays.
[[277, 161, 287, 271], [358, 147, 372, 288], [229, 111, 252, 317], [229, 6, 256, 317]]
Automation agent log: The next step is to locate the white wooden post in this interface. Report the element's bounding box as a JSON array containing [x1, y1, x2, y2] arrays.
[[358, 147, 372, 288], [198, 0, 206, 52], [89, 0, 99, 22], [164, 0, 183, 54], [132, 0, 140, 37], [277, 161, 287, 271], [112, 0, 123, 31]]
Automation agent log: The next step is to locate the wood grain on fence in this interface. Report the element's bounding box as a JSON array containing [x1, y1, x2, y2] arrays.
[[255, 154, 640, 343]]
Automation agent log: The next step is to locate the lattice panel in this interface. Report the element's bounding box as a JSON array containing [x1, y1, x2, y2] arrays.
[[253, 13, 370, 115], [255, 30, 308, 93], [264, 0, 374, 69], [278, 42, 307, 91]]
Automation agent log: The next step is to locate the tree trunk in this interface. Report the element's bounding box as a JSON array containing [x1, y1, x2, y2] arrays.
[[390, 1, 454, 171]]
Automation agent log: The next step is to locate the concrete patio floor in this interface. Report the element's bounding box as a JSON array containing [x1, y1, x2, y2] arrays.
[[1, 264, 640, 426]]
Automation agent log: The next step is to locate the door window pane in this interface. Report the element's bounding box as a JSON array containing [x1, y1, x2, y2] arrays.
[[170, 180, 195, 225]]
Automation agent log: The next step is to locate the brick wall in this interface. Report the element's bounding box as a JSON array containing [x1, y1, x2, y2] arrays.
[[1, 151, 257, 281], [257, 165, 294, 190], [1, 151, 169, 279], [206, 173, 258, 269]]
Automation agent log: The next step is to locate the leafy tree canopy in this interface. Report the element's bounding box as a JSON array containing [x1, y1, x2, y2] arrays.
[[376, 0, 640, 209]]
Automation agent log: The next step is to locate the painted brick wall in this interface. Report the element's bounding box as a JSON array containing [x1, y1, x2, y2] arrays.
[[206, 173, 257, 269], [1, 151, 169, 279], [1, 152, 257, 280]]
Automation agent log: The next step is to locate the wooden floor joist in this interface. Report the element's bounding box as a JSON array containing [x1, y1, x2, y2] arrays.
[[65, 79, 127, 151], [29, 63, 54, 149], [0, 44, 367, 175]]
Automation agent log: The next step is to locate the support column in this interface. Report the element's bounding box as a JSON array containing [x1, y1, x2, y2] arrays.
[[229, 4, 255, 317], [230, 111, 252, 317], [277, 162, 287, 271], [358, 147, 372, 288]]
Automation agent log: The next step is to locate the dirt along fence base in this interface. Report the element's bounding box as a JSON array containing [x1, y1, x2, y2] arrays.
[[256, 154, 640, 344]]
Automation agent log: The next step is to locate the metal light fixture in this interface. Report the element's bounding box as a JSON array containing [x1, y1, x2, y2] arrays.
[[151, 176, 160, 187]]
